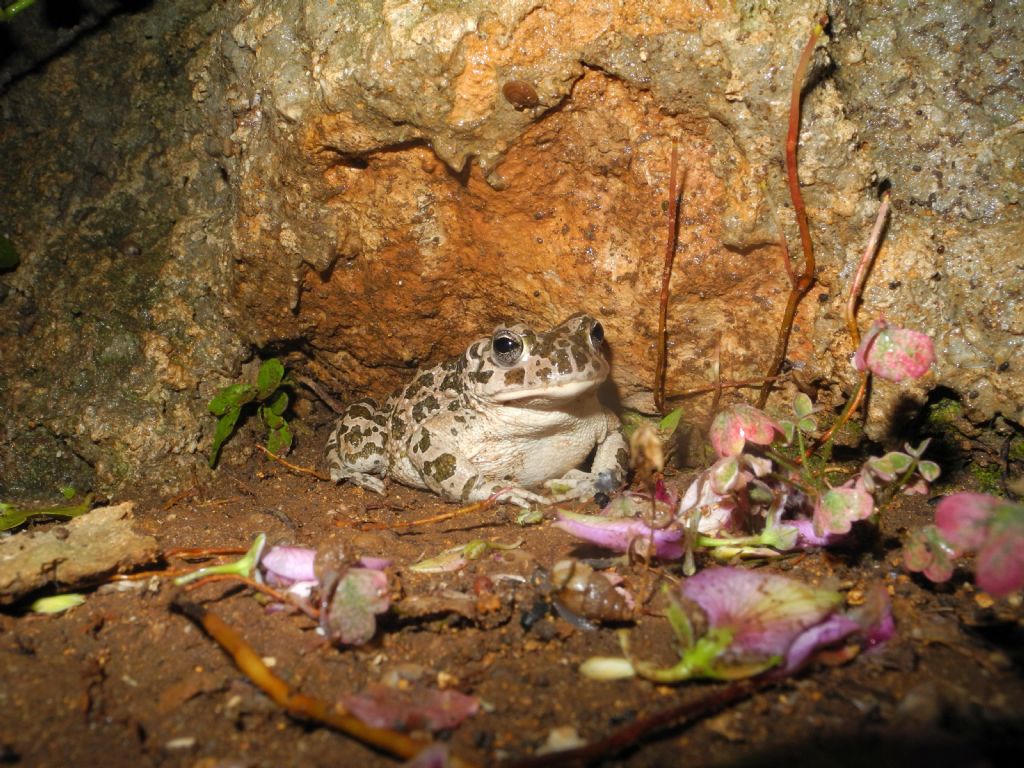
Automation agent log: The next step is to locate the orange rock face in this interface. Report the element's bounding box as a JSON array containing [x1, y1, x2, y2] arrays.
[[291, 72, 787, 418]]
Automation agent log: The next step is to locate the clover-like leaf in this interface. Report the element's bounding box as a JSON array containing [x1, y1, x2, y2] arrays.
[[867, 451, 914, 482], [793, 393, 814, 419], [853, 320, 934, 382], [934, 492, 996, 552], [813, 482, 874, 537], [709, 456, 740, 495], [917, 460, 941, 483], [903, 524, 956, 583], [709, 404, 783, 457], [975, 504, 1024, 597]]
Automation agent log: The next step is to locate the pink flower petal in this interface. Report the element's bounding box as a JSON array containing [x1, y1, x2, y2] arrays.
[[785, 519, 853, 549], [554, 511, 684, 559], [261, 545, 317, 586], [680, 567, 842, 664], [709, 404, 784, 457], [784, 614, 860, 671]]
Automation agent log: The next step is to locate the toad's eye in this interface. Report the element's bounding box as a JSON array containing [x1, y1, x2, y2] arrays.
[[590, 321, 604, 348], [491, 331, 525, 367]]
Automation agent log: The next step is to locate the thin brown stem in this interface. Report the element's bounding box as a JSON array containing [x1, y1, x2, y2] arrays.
[[172, 599, 475, 766], [344, 491, 503, 531], [757, 14, 829, 409], [812, 371, 869, 452], [257, 444, 333, 481], [502, 677, 774, 767], [844, 192, 891, 347], [654, 139, 684, 414]]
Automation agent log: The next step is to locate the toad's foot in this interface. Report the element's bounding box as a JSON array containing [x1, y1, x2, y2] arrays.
[[544, 469, 621, 503], [328, 468, 386, 495]]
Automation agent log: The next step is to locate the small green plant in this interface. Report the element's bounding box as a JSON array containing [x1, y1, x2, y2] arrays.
[[0, 492, 94, 532], [208, 358, 294, 467]]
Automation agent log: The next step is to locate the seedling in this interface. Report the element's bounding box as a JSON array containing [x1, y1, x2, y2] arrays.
[[208, 358, 294, 467]]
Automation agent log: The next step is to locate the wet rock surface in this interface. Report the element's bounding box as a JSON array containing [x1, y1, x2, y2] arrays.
[[0, 0, 1020, 496]]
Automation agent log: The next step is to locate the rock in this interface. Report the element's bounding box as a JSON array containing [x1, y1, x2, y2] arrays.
[[0, 0, 1019, 495], [0, 502, 159, 605]]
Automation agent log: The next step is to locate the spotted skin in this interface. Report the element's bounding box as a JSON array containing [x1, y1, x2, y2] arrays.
[[325, 314, 629, 507]]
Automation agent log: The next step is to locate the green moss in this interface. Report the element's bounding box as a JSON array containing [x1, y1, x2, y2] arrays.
[[1008, 438, 1024, 462], [968, 462, 1002, 495], [926, 398, 963, 428]]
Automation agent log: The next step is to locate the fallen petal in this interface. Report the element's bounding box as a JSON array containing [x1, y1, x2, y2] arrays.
[[554, 511, 684, 559], [680, 567, 842, 669], [343, 684, 479, 732], [260, 545, 317, 586]]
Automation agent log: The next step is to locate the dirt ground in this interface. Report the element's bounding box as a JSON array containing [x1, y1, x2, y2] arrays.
[[1, 422, 1022, 768]]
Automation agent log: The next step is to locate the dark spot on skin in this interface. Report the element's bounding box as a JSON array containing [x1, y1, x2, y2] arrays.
[[412, 395, 441, 422], [461, 476, 479, 501], [346, 402, 377, 421], [817, 293, 829, 303], [392, 416, 407, 440], [423, 453, 457, 483], [502, 80, 540, 110], [615, 447, 630, 472], [504, 368, 526, 386], [440, 371, 462, 392], [414, 429, 431, 454], [470, 370, 494, 384]]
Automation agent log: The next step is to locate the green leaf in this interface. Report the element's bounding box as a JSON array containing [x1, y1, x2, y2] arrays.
[[256, 358, 285, 400], [209, 407, 243, 467], [793, 393, 814, 419], [779, 419, 796, 445], [208, 383, 258, 415], [867, 451, 914, 481], [0, 233, 18, 270], [260, 404, 285, 430], [917, 460, 941, 482], [31, 594, 86, 614], [266, 423, 293, 456], [658, 407, 684, 438], [59, 486, 76, 499], [0, 502, 28, 532], [797, 415, 817, 434], [267, 390, 288, 416]]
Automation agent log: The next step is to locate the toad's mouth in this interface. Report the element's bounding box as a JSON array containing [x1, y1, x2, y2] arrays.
[[490, 376, 602, 403]]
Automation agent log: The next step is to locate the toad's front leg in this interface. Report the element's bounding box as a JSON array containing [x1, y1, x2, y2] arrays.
[[404, 424, 549, 508], [545, 414, 629, 502]]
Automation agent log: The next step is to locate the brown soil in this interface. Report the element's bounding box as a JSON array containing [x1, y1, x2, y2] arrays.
[[2, 427, 1022, 768]]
